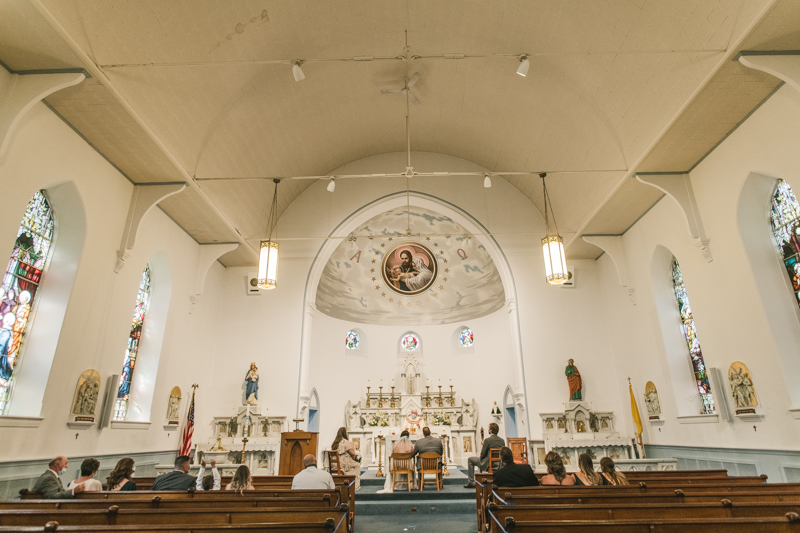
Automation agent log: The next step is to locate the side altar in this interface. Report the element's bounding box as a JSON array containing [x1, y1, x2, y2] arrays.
[[342, 355, 479, 470]]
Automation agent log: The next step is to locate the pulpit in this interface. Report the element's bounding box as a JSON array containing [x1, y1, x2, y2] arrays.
[[279, 431, 318, 475]]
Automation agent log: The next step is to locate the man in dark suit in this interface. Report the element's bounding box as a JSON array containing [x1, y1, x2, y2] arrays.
[[150, 456, 196, 491], [492, 447, 539, 487], [412, 426, 443, 470], [464, 422, 504, 488], [32, 456, 85, 498]]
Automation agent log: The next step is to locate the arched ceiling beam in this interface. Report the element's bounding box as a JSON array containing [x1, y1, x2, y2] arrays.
[[738, 51, 800, 94]]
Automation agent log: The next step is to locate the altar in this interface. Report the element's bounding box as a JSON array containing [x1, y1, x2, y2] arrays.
[[340, 355, 478, 470]]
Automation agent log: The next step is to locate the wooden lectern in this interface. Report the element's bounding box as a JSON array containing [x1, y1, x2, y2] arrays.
[[279, 431, 318, 475]]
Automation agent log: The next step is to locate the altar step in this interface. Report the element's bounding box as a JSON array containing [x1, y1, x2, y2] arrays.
[[355, 468, 475, 516]]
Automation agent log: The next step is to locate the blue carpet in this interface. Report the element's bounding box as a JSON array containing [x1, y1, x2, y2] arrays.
[[356, 513, 476, 533]]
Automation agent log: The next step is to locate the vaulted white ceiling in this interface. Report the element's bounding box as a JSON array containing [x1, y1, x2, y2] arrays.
[[2, 0, 797, 265]]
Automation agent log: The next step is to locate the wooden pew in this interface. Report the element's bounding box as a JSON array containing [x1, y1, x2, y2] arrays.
[[0, 519, 345, 533], [0, 505, 348, 529], [487, 512, 800, 533], [492, 488, 800, 506], [0, 495, 338, 510]]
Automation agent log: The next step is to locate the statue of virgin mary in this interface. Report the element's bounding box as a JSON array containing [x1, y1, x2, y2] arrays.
[[244, 363, 259, 405]]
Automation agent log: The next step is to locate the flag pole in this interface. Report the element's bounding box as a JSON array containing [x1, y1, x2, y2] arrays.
[[628, 377, 645, 459]]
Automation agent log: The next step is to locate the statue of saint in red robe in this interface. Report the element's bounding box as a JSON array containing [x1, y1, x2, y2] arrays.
[[565, 359, 582, 401]]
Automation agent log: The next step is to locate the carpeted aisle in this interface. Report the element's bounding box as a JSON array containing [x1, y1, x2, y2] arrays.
[[355, 467, 477, 532]]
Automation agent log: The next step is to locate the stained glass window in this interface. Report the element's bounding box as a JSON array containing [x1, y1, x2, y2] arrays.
[[345, 331, 359, 349], [459, 328, 474, 347], [401, 334, 419, 352], [771, 180, 800, 307], [671, 258, 715, 414], [0, 191, 54, 414], [113, 265, 151, 421]]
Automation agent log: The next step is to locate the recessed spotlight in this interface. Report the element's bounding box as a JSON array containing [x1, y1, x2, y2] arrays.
[[516, 55, 529, 77], [292, 60, 305, 82]]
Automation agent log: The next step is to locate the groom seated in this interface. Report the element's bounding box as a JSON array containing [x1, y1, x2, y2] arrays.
[[412, 427, 443, 470]]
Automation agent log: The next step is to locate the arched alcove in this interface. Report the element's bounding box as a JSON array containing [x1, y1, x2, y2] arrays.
[[307, 388, 320, 433], [6, 181, 86, 418], [125, 251, 172, 422], [736, 172, 800, 408], [503, 386, 518, 438], [650, 245, 710, 417]]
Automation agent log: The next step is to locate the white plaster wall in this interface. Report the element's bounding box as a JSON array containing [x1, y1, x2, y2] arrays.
[[600, 84, 800, 452], [0, 100, 225, 462]]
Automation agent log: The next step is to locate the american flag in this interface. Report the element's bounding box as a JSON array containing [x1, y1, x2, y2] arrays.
[[179, 390, 195, 456]]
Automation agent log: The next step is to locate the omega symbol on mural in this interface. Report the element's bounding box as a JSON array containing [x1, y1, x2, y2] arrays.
[[381, 242, 438, 296]]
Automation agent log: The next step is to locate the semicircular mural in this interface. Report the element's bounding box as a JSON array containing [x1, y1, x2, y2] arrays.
[[315, 206, 505, 325]]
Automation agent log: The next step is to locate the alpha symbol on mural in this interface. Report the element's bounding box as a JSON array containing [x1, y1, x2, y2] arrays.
[[457, 249, 468, 260], [350, 250, 361, 263]]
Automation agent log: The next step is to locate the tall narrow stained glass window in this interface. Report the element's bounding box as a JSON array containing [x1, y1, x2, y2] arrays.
[[671, 258, 715, 414], [770, 180, 800, 307], [0, 191, 54, 414], [113, 265, 151, 421]]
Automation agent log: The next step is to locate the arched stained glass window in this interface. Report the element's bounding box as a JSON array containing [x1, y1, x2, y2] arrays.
[[401, 334, 418, 352], [459, 328, 474, 347], [671, 258, 715, 414], [0, 191, 54, 414], [345, 331, 359, 349], [770, 180, 800, 307], [113, 265, 151, 421]]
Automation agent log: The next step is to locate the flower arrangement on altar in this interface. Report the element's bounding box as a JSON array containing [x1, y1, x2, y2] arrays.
[[432, 411, 452, 426], [368, 411, 390, 427]]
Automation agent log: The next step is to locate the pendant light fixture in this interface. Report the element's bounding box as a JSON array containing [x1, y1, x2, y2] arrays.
[[257, 179, 281, 290], [540, 172, 568, 285]]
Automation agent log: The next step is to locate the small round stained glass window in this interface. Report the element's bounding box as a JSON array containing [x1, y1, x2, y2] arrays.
[[345, 331, 359, 350], [401, 334, 419, 351], [459, 328, 474, 347]]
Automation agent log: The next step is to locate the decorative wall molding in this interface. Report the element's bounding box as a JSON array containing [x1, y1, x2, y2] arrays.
[[0, 70, 86, 157], [115, 183, 186, 272], [0, 416, 44, 428], [582, 235, 636, 305], [636, 173, 712, 262], [109, 420, 151, 430], [189, 243, 238, 312], [738, 52, 800, 94], [676, 414, 720, 424]]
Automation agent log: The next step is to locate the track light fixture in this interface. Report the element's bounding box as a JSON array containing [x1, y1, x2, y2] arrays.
[[326, 177, 336, 192], [292, 60, 305, 82], [516, 55, 529, 77], [483, 173, 492, 188]]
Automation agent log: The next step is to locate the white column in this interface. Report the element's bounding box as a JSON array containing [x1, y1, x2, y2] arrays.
[[296, 302, 316, 419]]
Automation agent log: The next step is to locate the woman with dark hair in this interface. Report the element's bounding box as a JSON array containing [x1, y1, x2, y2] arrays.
[[107, 458, 136, 491], [225, 465, 254, 493], [332, 427, 360, 490], [600, 457, 629, 485], [540, 451, 576, 485], [68, 458, 102, 492], [574, 453, 606, 486]]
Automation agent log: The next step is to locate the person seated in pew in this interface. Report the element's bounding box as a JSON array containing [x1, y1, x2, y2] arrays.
[[226, 465, 255, 493], [107, 458, 137, 491], [196, 458, 220, 491], [68, 458, 102, 492], [464, 422, 504, 488], [292, 454, 335, 490], [600, 457, 629, 486], [150, 456, 195, 491], [492, 447, 539, 487], [32, 456, 86, 498], [541, 451, 576, 486], [574, 453, 608, 486]]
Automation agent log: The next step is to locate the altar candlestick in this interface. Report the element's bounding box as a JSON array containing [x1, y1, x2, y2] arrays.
[[449, 385, 455, 407]]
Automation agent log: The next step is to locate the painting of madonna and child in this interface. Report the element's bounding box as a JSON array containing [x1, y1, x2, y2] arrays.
[[381, 243, 438, 296]]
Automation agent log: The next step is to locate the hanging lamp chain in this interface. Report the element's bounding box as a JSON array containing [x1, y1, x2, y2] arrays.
[[265, 178, 280, 241], [541, 173, 560, 238]]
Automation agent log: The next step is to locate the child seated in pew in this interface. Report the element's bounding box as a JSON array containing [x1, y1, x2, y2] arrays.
[[225, 465, 254, 494], [600, 457, 629, 486], [196, 458, 220, 491], [541, 452, 576, 486]]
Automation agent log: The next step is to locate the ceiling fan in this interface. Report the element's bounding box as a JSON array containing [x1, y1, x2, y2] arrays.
[[381, 72, 421, 104]]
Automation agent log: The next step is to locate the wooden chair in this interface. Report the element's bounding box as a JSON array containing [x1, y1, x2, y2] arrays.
[[418, 452, 442, 491], [488, 448, 502, 473], [327, 450, 342, 475], [390, 453, 414, 492], [508, 437, 529, 464]]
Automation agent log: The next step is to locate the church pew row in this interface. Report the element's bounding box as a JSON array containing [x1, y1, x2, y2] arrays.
[[492, 489, 800, 506], [0, 495, 339, 510], [0, 518, 346, 533], [485, 501, 800, 531], [487, 513, 800, 533], [0, 505, 349, 529]]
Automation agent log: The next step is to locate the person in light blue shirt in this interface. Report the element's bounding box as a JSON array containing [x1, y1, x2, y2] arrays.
[[196, 458, 220, 490], [292, 454, 335, 490]]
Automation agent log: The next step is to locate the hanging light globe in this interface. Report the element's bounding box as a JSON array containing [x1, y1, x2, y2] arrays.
[[539, 173, 569, 285], [257, 179, 281, 290]]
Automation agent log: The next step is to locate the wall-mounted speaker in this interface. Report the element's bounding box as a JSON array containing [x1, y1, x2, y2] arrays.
[[246, 272, 262, 296]]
